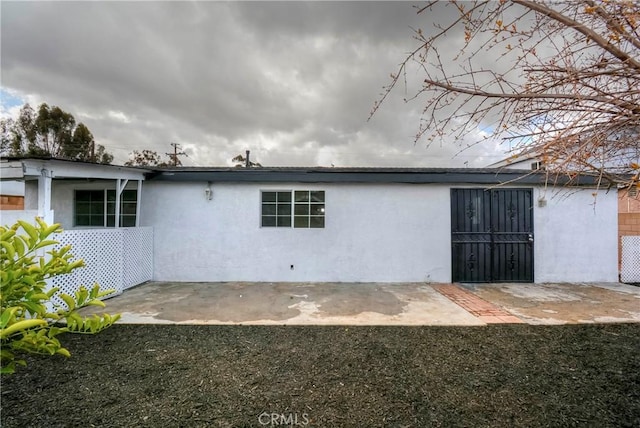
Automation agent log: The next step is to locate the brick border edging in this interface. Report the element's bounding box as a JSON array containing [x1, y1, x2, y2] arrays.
[[433, 284, 524, 324]]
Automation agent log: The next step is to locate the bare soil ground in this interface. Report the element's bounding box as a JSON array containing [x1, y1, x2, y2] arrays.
[[1, 324, 639, 427]]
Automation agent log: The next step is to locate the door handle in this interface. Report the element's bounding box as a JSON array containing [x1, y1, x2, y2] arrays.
[[528, 233, 534, 242]]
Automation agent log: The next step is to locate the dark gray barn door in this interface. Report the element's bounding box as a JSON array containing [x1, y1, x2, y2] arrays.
[[451, 189, 534, 282]]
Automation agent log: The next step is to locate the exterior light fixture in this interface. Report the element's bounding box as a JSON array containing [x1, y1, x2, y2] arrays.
[[205, 182, 213, 200]]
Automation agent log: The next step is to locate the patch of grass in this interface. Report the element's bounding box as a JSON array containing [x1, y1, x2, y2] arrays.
[[1, 324, 639, 427]]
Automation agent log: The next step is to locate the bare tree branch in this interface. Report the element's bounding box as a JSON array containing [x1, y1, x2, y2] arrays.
[[372, 0, 640, 187]]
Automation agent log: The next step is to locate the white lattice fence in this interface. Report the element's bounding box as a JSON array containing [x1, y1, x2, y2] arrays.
[[621, 236, 640, 283], [48, 227, 153, 307], [122, 227, 154, 290]]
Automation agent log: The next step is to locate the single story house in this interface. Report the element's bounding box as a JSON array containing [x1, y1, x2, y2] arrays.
[[0, 157, 619, 286]]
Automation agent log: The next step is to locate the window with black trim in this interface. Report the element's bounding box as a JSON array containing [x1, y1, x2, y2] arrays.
[[261, 190, 325, 228], [74, 189, 137, 227]]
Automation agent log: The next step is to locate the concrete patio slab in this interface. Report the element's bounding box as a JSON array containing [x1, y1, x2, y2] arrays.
[[93, 282, 485, 326], [461, 282, 640, 325], [87, 281, 640, 326]]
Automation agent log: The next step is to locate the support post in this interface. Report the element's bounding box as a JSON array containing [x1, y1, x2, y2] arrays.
[[37, 169, 53, 224], [135, 180, 142, 227], [115, 179, 128, 228]]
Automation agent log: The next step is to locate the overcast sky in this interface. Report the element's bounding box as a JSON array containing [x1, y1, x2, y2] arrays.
[[1, 1, 507, 167]]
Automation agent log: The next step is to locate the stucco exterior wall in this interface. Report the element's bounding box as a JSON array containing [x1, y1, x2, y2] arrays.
[[0, 180, 25, 196], [141, 182, 452, 282], [47, 180, 139, 230], [533, 187, 618, 282], [141, 181, 618, 283], [24, 181, 38, 210]]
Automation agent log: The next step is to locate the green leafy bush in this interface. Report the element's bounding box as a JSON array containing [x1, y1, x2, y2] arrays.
[[1, 218, 120, 374]]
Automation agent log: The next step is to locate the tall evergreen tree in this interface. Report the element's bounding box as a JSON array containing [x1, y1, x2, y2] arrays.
[[1, 103, 113, 164]]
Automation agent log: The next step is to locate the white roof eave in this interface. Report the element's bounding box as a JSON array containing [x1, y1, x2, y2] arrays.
[[18, 159, 150, 181]]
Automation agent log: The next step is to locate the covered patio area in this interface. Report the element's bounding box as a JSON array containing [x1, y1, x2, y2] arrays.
[[1, 158, 154, 301]]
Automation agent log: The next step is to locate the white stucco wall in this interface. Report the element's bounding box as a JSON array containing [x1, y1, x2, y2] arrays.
[[43, 180, 140, 230], [533, 187, 618, 282], [24, 181, 38, 210], [0, 210, 39, 226], [142, 182, 453, 283], [142, 181, 618, 283], [0, 180, 25, 196]]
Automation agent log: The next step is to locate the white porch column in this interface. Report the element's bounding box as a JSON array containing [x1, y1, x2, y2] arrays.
[[135, 180, 142, 227], [115, 179, 128, 228], [37, 168, 54, 224]]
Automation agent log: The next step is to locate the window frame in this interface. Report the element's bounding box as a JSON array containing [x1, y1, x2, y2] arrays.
[[74, 189, 138, 228], [74, 189, 106, 227], [293, 190, 325, 228], [260, 189, 325, 229], [260, 190, 293, 228], [106, 189, 138, 227]]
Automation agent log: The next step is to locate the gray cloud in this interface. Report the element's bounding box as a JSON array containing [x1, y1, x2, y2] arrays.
[[1, 1, 507, 167]]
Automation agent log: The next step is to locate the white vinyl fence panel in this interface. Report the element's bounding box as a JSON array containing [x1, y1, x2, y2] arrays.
[[48, 227, 153, 307], [620, 235, 640, 283]]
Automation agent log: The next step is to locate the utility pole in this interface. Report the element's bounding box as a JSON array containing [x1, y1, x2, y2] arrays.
[[166, 143, 186, 167]]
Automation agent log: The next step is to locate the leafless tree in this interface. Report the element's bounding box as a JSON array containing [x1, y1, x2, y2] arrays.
[[373, 0, 639, 188]]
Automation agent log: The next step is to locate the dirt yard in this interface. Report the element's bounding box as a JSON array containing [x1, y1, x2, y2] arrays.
[[2, 324, 639, 427]]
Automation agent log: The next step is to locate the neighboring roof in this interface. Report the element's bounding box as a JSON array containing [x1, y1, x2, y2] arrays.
[[486, 156, 541, 169], [147, 166, 600, 185], [485, 144, 546, 168]]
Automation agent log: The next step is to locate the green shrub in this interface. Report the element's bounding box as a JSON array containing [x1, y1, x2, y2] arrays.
[[1, 218, 120, 374]]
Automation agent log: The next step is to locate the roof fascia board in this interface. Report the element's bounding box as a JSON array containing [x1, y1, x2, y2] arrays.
[[20, 159, 149, 181], [148, 169, 600, 186]]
